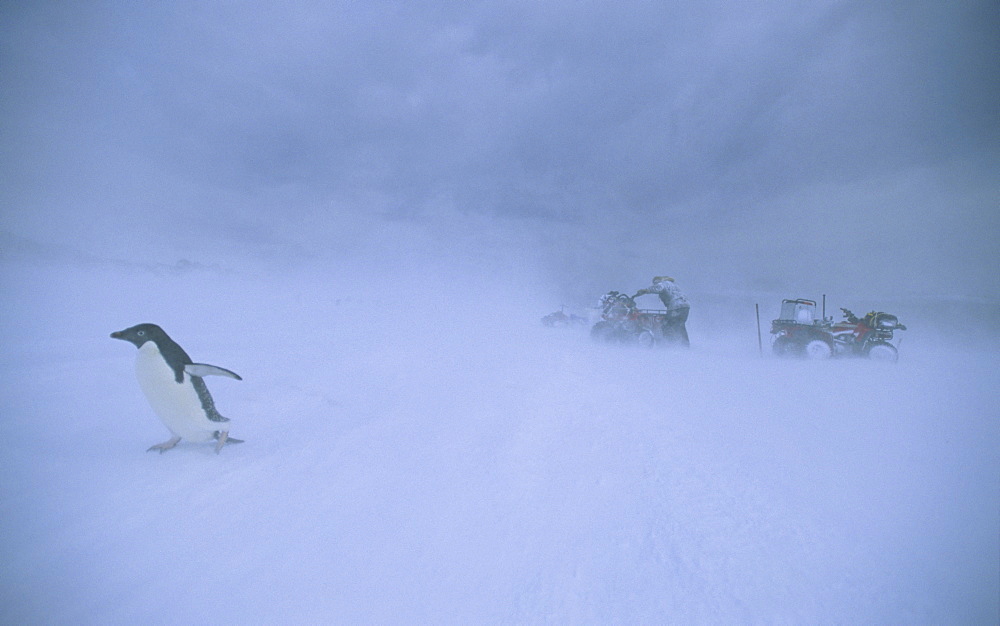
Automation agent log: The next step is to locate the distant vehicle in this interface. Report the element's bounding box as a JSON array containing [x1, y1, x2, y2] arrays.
[[770, 298, 906, 361], [541, 307, 588, 328], [590, 291, 668, 347]]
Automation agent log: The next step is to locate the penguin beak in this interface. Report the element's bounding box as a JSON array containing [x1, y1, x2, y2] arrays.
[[110, 331, 124, 340]]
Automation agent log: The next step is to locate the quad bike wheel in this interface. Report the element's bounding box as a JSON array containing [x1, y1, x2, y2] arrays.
[[772, 336, 794, 357], [636, 330, 655, 348], [590, 321, 616, 343], [804, 338, 833, 359], [865, 342, 898, 362]]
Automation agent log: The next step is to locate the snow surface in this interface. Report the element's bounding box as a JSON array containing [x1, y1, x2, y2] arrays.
[[1, 254, 998, 624]]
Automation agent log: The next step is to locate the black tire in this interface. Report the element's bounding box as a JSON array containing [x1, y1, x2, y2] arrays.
[[865, 342, 898, 362], [591, 321, 615, 343], [772, 336, 795, 357]]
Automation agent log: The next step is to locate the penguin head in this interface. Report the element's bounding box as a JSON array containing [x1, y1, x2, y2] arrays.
[[111, 323, 169, 348]]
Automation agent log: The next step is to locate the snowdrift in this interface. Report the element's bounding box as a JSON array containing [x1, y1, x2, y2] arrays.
[[1, 254, 997, 624]]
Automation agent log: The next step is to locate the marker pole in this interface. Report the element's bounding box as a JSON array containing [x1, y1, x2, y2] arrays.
[[756, 303, 763, 356]]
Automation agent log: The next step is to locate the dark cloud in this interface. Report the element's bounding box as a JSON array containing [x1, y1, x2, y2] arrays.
[[1, 1, 997, 299]]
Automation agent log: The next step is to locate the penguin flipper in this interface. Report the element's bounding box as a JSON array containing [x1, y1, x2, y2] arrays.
[[185, 363, 243, 380]]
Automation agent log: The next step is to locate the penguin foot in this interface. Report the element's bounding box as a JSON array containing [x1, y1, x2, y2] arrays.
[[147, 436, 181, 453], [213, 431, 243, 454]]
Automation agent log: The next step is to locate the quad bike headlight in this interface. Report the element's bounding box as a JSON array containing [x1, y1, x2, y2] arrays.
[[876, 316, 899, 329]]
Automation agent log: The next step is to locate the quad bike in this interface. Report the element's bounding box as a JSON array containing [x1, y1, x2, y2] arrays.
[[541, 307, 588, 328], [829, 308, 906, 361], [590, 291, 669, 347], [770, 298, 906, 361]]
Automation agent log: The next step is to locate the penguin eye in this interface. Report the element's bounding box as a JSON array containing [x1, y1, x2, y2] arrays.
[[137, 330, 145, 336]]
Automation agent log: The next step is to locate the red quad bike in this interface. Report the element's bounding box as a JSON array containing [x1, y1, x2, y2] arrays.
[[770, 298, 906, 362], [830, 307, 907, 361], [590, 291, 668, 347]]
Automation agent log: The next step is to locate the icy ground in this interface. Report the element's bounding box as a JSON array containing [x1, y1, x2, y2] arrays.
[[1, 257, 998, 624]]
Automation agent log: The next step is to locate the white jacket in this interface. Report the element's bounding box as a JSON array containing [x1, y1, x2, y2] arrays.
[[644, 281, 689, 311]]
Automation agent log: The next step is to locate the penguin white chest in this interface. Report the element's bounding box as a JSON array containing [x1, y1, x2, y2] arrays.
[[134, 342, 216, 441]]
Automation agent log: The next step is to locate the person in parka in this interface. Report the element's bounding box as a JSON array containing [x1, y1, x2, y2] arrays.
[[634, 276, 690, 347]]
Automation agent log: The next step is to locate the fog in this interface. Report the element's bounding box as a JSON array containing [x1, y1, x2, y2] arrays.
[[1, 1, 998, 623]]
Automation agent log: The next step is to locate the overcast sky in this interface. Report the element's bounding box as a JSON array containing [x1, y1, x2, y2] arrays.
[[1, 1, 997, 301]]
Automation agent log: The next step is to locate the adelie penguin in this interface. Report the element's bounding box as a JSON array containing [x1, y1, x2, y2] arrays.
[[111, 323, 244, 454]]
